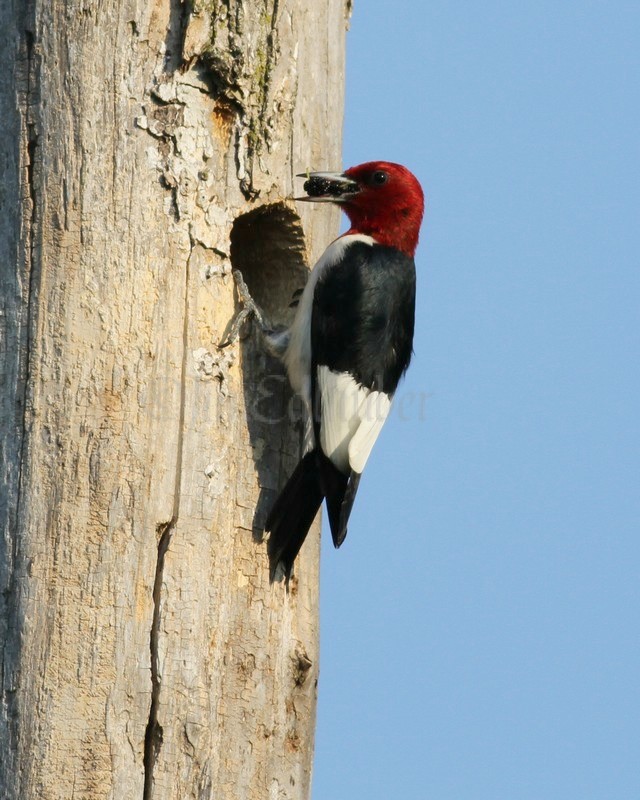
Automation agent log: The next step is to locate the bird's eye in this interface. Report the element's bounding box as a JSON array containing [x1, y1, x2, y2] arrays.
[[371, 170, 388, 186]]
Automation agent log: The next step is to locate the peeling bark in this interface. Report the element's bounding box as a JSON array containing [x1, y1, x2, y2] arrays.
[[0, 1, 350, 797]]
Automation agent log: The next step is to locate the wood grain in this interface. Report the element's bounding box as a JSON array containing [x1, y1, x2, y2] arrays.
[[0, 1, 350, 797]]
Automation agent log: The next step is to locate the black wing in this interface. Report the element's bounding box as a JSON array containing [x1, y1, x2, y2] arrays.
[[311, 240, 416, 394], [309, 240, 416, 546]]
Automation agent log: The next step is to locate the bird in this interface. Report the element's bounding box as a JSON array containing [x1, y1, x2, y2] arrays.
[[233, 161, 425, 579]]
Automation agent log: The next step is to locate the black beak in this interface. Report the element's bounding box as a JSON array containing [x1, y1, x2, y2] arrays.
[[295, 171, 359, 203]]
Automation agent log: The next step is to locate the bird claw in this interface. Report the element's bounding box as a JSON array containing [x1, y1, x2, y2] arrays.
[[288, 287, 304, 308], [219, 270, 270, 348]]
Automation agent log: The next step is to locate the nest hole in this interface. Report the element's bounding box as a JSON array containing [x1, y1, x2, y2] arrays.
[[230, 202, 309, 327]]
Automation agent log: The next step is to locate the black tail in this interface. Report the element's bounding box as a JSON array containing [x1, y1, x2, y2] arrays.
[[266, 452, 324, 580], [265, 450, 361, 579]]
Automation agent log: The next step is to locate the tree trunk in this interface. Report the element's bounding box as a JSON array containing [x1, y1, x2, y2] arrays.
[[0, 1, 349, 797]]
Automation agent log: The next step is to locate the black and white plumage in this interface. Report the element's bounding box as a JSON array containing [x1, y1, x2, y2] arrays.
[[263, 161, 425, 578]]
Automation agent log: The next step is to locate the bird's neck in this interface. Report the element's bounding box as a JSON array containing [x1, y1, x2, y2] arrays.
[[345, 214, 420, 257]]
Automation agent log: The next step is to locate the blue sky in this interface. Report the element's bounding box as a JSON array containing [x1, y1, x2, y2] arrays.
[[312, 2, 640, 798]]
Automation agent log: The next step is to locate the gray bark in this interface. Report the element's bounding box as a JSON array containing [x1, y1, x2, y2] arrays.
[[0, 1, 349, 797]]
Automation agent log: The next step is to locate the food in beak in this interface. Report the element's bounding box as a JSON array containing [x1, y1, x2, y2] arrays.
[[303, 174, 357, 198]]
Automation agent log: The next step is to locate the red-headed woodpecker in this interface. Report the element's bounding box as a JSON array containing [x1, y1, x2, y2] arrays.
[[265, 161, 425, 578]]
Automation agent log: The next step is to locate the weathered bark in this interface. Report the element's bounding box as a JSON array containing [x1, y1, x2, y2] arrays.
[[0, 1, 349, 797]]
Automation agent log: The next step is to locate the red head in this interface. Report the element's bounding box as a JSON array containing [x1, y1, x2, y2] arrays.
[[299, 161, 424, 257]]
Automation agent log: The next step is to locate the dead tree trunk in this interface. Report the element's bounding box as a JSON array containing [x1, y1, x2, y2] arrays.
[[0, 1, 349, 797]]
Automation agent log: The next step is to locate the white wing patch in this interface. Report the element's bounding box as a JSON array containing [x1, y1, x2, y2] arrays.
[[348, 390, 392, 473], [317, 366, 392, 474]]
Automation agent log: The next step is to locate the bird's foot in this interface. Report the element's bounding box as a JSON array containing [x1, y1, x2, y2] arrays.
[[219, 270, 292, 359], [219, 270, 270, 348]]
